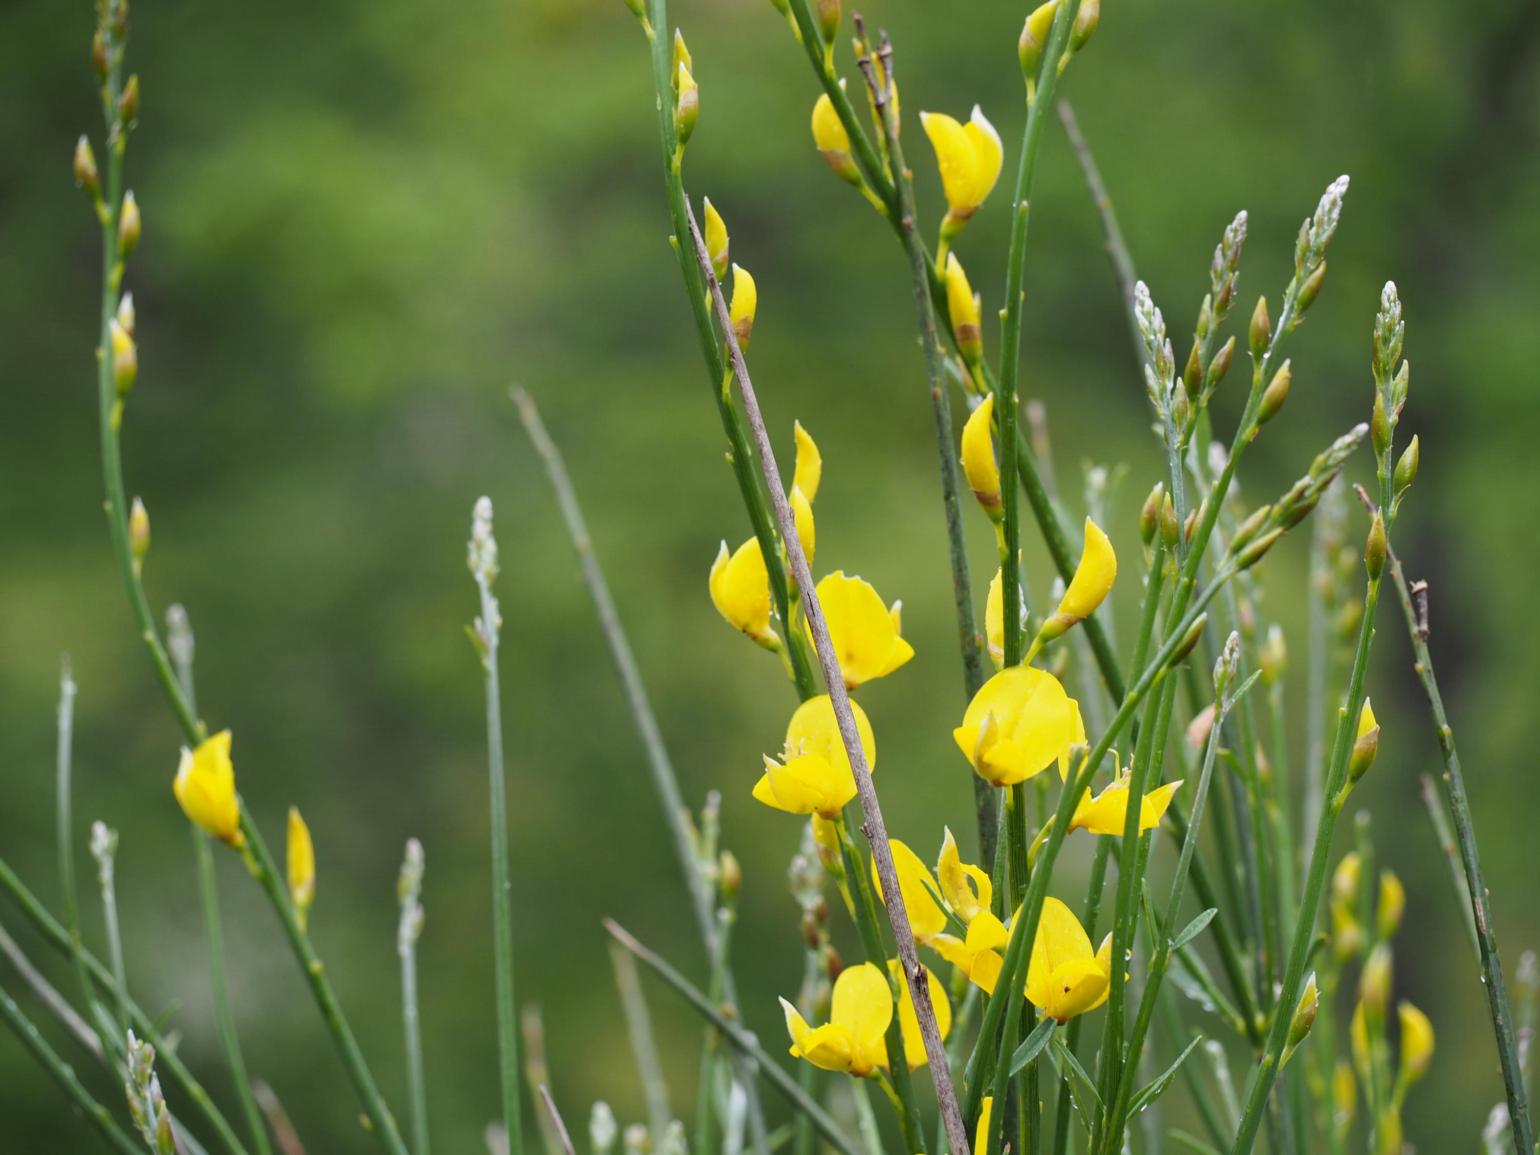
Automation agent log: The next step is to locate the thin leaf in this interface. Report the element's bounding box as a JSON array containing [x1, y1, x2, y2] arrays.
[[1168, 1129, 1224, 1155], [1129, 1035, 1205, 1117], [1008, 1017, 1057, 1077], [1172, 908, 1218, 952], [1049, 1033, 1103, 1135]]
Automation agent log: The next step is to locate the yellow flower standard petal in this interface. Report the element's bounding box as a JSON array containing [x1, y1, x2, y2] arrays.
[[781, 962, 893, 1076], [1068, 777, 1183, 836], [752, 695, 876, 818], [1042, 518, 1116, 638], [890, 960, 951, 1069], [919, 106, 1003, 226], [873, 839, 948, 942], [944, 253, 982, 364], [932, 910, 1009, 996], [937, 827, 992, 924], [729, 263, 757, 349], [1025, 897, 1112, 1022], [287, 806, 316, 928], [960, 395, 1001, 514], [954, 666, 1079, 787], [816, 572, 915, 689], [709, 537, 777, 646], [173, 730, 244, 847], [792, 420, 823, 504]]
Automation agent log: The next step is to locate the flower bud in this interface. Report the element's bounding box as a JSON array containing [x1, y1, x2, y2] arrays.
[[1234, 527, 1284, 572], [1018, 1, 1057, 80], [1205, 336, 1236, 395], [1139, 483, 1164, 546], [110, 318, 137, 395], [1159, 492, 1179, 549], [811, 91, 860, 185], [703, 197, 729, 282], [1397, 1001, 1434, 1086], [960, 395, 1001, 517], [1364, 512, 1386, 581], [1348, 698, 1379, 784], [1295, 259, 1328, 319], [129, 496, 150, 566], [945, 253, 982, 363], [1371, 391, 1391, 458], [1259, 625, 1286, 685], [590, 1102, 619, 1155], [116, 292, 136, 337], [119, 190, 142, 256], [1171, 613, 1208, 665], [728, 263, 757, 349], [718, 850, 742, 900], [1229, 503, 1272, 554], [173, 730, 244, 847], [1186, 702, 1216, 750], [675, 61, 699, 145], [287, 806, 316, 928], [1256, 360, 1291, 426], [1288, 973, 1319, 1049], [1360, 942, 1392, 1022], [1393, 435, 1419, 499], [1070, 0, 1100, 51], [119, 74, 140, 127], [92, 30, 109, 78], [1331, 851, 1361, 907], [1249, 296, 1271, 359], [816, 0, 840, 43], [74, 136, 100, 197], [1376, 870, 1404, 940]]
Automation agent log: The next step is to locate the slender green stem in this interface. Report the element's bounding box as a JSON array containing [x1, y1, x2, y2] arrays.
[[397, 839, 430, 1155], [53, 661, 97, 1046], [89, 826, 130, 1050], [604, 920, 863, 1155], [1417, 774, 1478, 954], [1372, 504, 1534, 1151], [0, 980, 144, 1155], [610, 942, 672, 1142]]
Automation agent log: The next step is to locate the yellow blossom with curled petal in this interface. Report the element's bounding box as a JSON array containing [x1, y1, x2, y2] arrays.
[[816, 572, 915, 689], [811, 89, 860, 185], [752, 695, 876, 818], [287, 806, 316, 928], [945, 252, 983, 364], [791, 486, 816, 569], [173, 730, 243, 847], [1025, 897, 1113, 1022], [709, 537, 777, 646], [1039, 519, 1116, 640], [960, 395, 1001, 515], [931, 909, 1008, 995], [890, 959, 950, 1069], [937, 827, 992, 924], [793, 420, 822, 503], [780, 961, 892, 1076], [919, 106, 1003, 230], [954, 665, 1079, 787], [1397, 1001, 1434, 1087], [1068, 776, 1183, 836], [873, 839, 947, 942], [729, 263, 757, 349]]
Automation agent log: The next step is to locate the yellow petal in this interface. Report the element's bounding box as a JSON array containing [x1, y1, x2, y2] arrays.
[[1397, 1001, 1434, 1085], [729, 264, 757, 349], [286, 806, 316, 923], [793, 421, 822, 504], [1025, 897, 1094, 1010], [891, 961, 951, 1069], [787, 693, 876, 774], [945, 253, 982, 361], [960, 395, 1001, 510], [816, 572, 915, 689], [708, 537, 776, 644], [1138, 780, 1183, 831], [985, 568, 1005, 667], [1054, 518, 1117, 626], [172, 730, 243, 847], [791, 485, 816, 569], [781, 998, 856, 1073], [960, 107, 1003, 208], [955, 666, 1078, 787], [937, 827, 992, 923], [831, 963, 893, 1076], [811, 91, 851, 155], [752, 752, 854, 818], [1357, 698, 1378, 739], [921, 108, 999, 219], [703, 196, 730, 280], [1041, 957, 1111, 1022], [975, 1098, 994, 1155], [874, 840, 948, 942]]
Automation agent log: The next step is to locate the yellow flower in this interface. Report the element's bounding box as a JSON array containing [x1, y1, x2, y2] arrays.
[[780, 961, 892, 1076], [703, 196, 730, 281], [793, 420, 823, 504], [1040, 518, 1116, 639], [919, 106, 1003, 230], [729, 263, 757, 349], [709, 537, 777, 647], [944, 253, 982, 364], [937, 827, 992, 924], [931, 909, 1009, 996], [1397, 1001, 1434, 1086], [811, 89, 859, 185], [975, 1097, 994, 1155], [954, 666, 1080, 787], [791, 486, 816, 569], [287, 806, 316, 928], [984, 568, 1012, 667], [752, 695, 876, 818], [873, 839, 948, 942], [816, 572, 915, 689], [1068, 776, 1183, 836], [890, 960, 951, 1069], [173, 730, 243, 847], [1348, 697, 1379, 784], [1025, 897, 1112, 1022], [960, 395, 1001, 514], [1377, 870, 1405, 940]]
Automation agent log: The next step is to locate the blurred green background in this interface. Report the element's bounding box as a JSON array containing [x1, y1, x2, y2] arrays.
[[3, 0, 1538, 1150]]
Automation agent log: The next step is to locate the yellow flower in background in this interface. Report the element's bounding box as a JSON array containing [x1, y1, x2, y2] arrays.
[[919, 106, 1003, 232], [752, 695, 876, 818], [937, 827, 992, 924], [729, 263, 757, 349], [1397, 1001, 1434, 1087], [816, 572, 915, 689], [811, 89, 859, 184], [873, 839, 948, 942], [793, 420, 822, 504], [703, 196, 730, 280], [954, 665, 1079, 787], [1040, 519, 1117, 640], [173, 730, 243, 847], [1068, 776, 1183, 836], [1377, 870, 1405, 940], [931, 908, 1008, 996], [890, 960, 951, 1069], [1025, 897, 1112, 1022], [791, 486, 816, 569], [287, 806, 316, 928], [709, 537, 777, 646], [780, 961, 892, 1076], [960, 395, 1001, 515], [944, 253, 982, 364]]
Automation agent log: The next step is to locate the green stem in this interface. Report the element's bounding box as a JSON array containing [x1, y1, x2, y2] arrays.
[[610, 941, 672, 1143], [397, 840, 430, 1155], [53, 662, 97, 1047], [0, 981, 143, 1155]]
